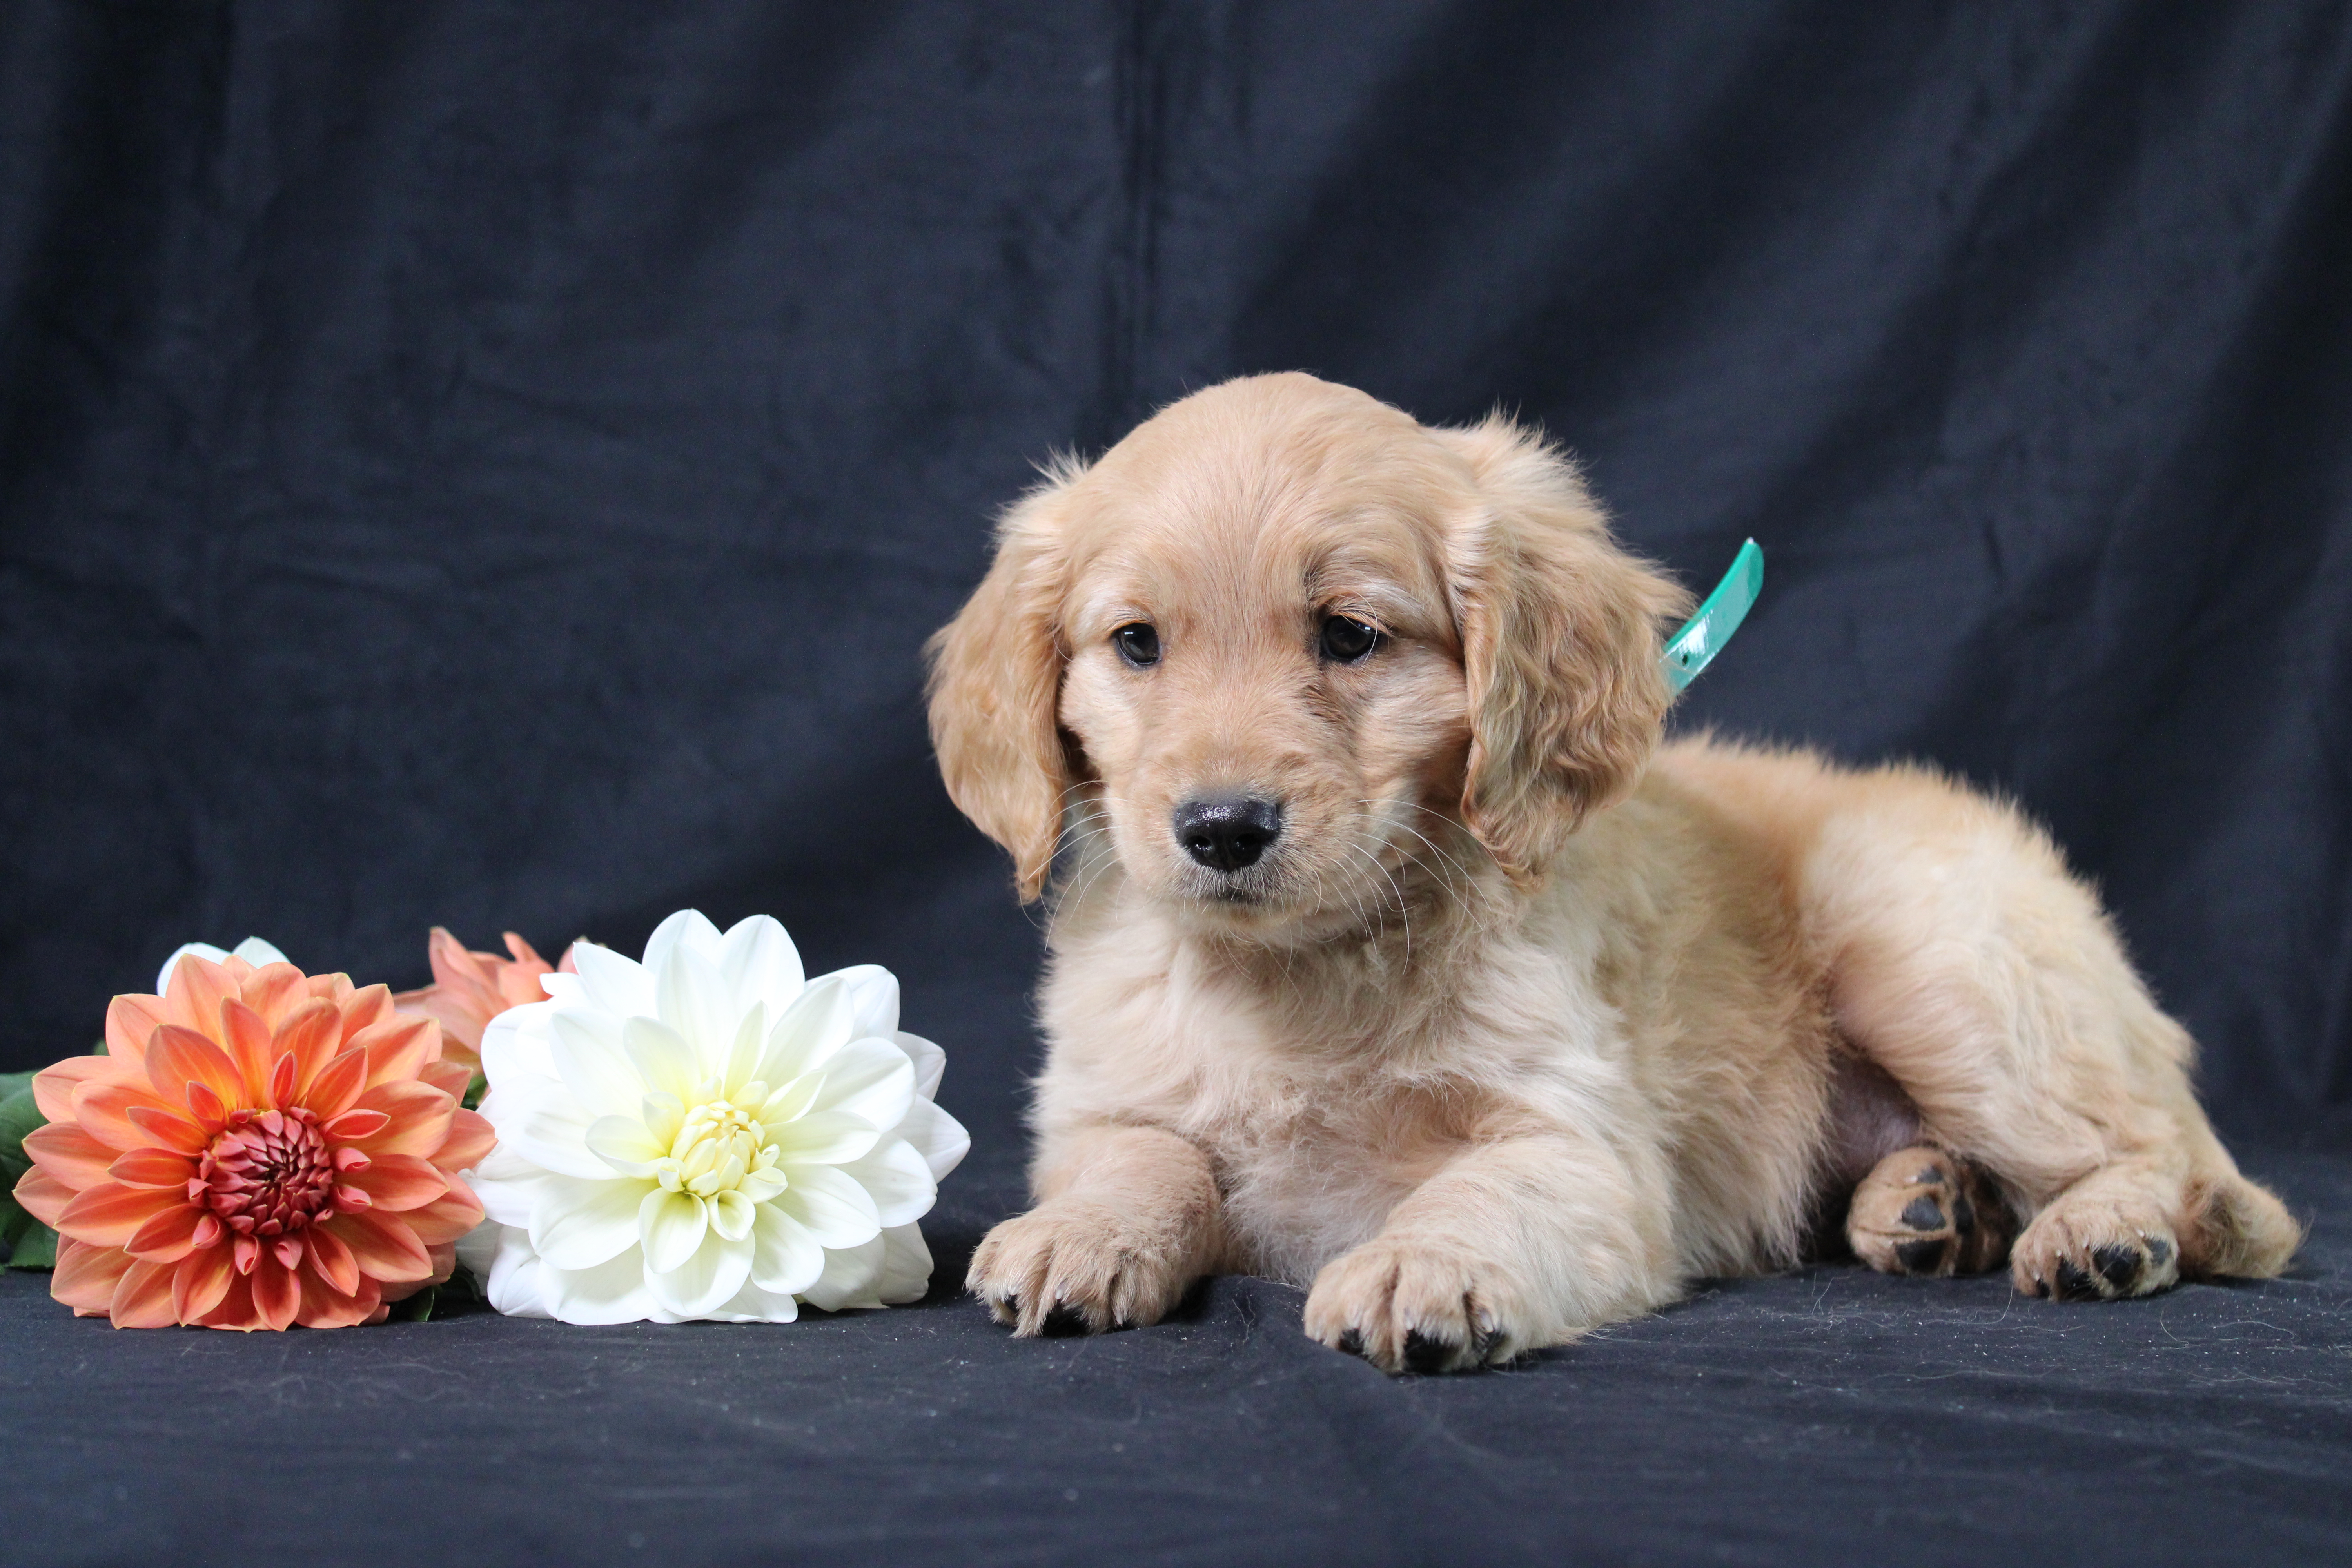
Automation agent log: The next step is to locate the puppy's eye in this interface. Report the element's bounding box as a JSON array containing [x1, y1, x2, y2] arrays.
[[1114, 622, 1161, 666], [1319, 615, 1380, 663]]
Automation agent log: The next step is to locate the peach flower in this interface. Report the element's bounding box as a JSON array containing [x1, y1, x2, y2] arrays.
[[392, 928, 573, 1074], [11, 951, 492, 1330]]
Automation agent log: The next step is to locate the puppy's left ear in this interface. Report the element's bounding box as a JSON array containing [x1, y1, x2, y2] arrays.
[[925, 463, 1082, 902], [1436, 417, 1693, 884]]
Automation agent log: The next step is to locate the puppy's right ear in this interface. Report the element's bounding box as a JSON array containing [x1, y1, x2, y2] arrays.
[[925, 465, 1081, 902]]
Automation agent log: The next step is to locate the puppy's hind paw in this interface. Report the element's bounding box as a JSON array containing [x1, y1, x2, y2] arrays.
[[1305, 1238, 1521, 1375], [2011, 1190, 2180, 1301], [1847, 1145, 2013, 1278]]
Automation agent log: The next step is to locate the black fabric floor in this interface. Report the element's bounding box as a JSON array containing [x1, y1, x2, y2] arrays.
[[5, 1145, 2347, 1567]]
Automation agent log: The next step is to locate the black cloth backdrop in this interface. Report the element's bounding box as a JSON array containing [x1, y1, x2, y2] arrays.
[[2, 4, 2348, 1564]]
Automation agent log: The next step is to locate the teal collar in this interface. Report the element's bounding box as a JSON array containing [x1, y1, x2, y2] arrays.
[[1661, 537, 1763, 694]]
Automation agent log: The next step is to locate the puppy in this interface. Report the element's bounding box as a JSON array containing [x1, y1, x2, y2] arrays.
[[926, 372, 2298, 1373]]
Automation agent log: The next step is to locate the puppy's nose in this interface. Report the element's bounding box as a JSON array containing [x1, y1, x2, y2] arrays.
[[1173, 797, 1283, 872]]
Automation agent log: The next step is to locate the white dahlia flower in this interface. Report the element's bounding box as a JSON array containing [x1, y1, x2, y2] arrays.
[[459, 910, 969, 1323], [155, 935, 288, 994]]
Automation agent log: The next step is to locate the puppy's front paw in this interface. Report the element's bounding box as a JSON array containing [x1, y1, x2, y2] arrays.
[[966, 1201, 1197, 1336], [2011, 1189, 2180, 1301], [1304, 1238, 1523, 1374]]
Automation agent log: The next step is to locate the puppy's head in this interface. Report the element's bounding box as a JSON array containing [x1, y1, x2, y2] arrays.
[[927, 373, 1689, 931]]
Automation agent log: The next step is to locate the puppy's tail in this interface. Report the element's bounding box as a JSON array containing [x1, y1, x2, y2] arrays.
[[2178, 1167, 2301, 1279]]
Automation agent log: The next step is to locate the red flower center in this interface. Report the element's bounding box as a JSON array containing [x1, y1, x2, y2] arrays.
[[200, 1107, 338, 1236]]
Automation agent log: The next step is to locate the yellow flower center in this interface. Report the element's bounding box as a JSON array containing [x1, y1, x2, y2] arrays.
[[654, 1080, 785, 1200]]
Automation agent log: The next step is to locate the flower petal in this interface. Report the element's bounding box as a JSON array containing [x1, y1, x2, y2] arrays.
[[349, 1080, 460, 1160], [837, 1137, 938, 1229], [55, 1181, 182, 1246], [173, 1241, 236, 1322], [122, 1103, 208, 1154], [877, 1222, 935, 1305], [196, 1271, 260, 1330], [708, 1189, 757, 1243], [325, 1210, 436, 1283], [774, 1163, 879, 1250], [104, 995, 171, 1063], [895, 1031, 947, 1102], [162, 950, 240, 1036], [768, 1109, 880, 1166], [250, 1252, 300, 1329], [550, 1009, 648, 1120], [126, 1203, 207, 1263], [402, 1185, 485, 1246], [345, 1154, 449, 1212], [638, 1187, 708, 1274], [720, 1002, 767, 1100], [306, 1226, 363, 1296], [434, 1107, 497, 1171], [825, 964, 900, 1038], [230, 936, 289, 969], [271, 998, 344, 1105], [647, 1228, 753, 1319], [750, 1202, 825, 1296], [53, 1237, 135, 1313], [23, 1120, 119, 1188], [532, 1175, 652, 1270], [537, 1245, 666, 1327], [642, 908, 723, 981], [349, 1014, 438, 1090], [237, 962, 310, 1031], [568, 940, 654, 1020], [798, 1232, 886, 1313], [219, 998, 276, 1101], [719, 914, 804, 1018], [585, 1116, 666, 1177], [503, 1094, 610, 1180], [809, 1037, 916, 1134], [13, 1167, 78, 1228], [757, 973, 856, 1085], [110, 1258, 181, 1328], [107, 1147, 197, 1189], [144, 1024, 249, 1119], [622, 1016, 700, 1104], [34, 1054, 133, 1123], [656, 942, 734, 1067], [890, 1096, 971, 1183], [71, 1078, 177, 1152], [702, 1278, 802, 1324], [302, 1047, 371, 1121], [294, 1262, 380, 1328], [339, 983, 397, 1040]]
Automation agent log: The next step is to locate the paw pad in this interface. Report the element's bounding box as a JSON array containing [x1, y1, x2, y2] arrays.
[[1847, 1145, 2014, 1279], [2014, 1222, 2179, 1302]]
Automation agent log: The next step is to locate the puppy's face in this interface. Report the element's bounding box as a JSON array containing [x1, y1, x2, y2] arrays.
[[1051, 414, 1472, 935], [928, 374, 1688, 936]]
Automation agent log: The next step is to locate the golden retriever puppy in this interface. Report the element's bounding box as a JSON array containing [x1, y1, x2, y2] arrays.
[[925, 372, 2298, 1373]]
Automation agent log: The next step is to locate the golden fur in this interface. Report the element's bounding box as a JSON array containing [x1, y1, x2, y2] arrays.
[[926, 372, 2299, 1372]]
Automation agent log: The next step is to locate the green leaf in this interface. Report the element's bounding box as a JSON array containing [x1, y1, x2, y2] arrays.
[[0, 1080, 56, 1270], [0, 1083, 44, 1151], [461, 1073, 487, 1111], [9, 1222, 56, 1270]]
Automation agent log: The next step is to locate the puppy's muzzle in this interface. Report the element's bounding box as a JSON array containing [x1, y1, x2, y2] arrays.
[[1172, 796, 1283, 872]]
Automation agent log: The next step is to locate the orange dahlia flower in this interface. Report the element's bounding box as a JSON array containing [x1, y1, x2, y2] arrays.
[[10, 951, 492, 1329], [391, 927, 573, 1074]]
